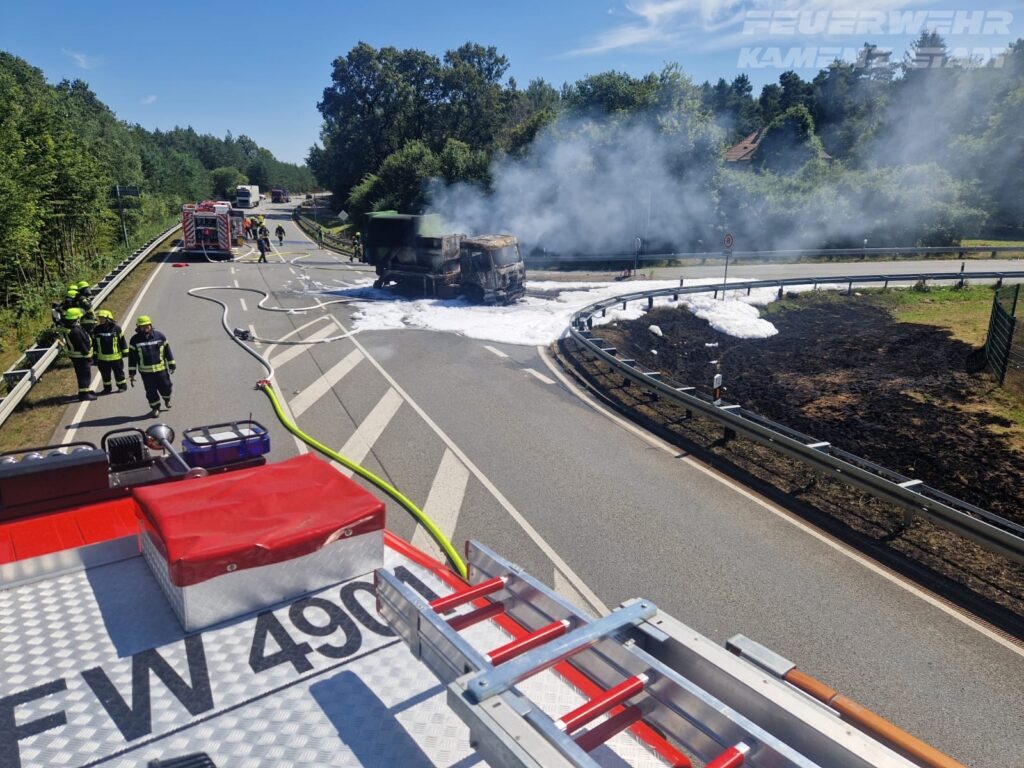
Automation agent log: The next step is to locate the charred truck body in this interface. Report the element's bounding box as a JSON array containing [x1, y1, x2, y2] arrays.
[[365, 212, 525, 304]]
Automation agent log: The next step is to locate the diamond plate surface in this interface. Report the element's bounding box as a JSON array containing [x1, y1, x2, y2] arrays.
[[1, 547, 666, 768]]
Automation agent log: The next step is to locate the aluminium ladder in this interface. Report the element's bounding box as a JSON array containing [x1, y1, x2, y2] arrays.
[[375, 540, 927, 768]]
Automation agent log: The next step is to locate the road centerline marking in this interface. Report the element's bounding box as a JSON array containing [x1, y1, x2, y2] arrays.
[[483, 345, 508, 359], [526, 369, 555, 384]]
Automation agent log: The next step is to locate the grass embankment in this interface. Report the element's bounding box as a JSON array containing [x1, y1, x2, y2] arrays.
[[0, 228, 182, 451], [765, 284, 1024, 441]]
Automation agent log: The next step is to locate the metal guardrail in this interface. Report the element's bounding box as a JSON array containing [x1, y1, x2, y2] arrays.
[[568, 270, 1024, 565], [0, 223, 182, 429], [528, 245, 1023, 269], [292, 208, 353, 255]]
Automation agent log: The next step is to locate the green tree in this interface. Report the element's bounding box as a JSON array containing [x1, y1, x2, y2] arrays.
[[562, 70, 659, 115], [210, 167, 248, 199]]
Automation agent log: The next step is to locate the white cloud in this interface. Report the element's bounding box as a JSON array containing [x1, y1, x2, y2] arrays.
[[565, 0, 933, 56], [141, 95, 157, 105], [61, 48, 101, 69]]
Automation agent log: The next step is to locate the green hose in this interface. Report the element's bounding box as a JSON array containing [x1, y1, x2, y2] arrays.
[[258, 380, 468, 579]]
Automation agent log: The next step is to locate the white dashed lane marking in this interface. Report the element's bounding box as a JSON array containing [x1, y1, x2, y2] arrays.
[[290, 348, 364, 417], [411, 449, 470, 561], [526, 369, 555, 385], [334, 388, 404, 478], [269, 324, 339, 369]]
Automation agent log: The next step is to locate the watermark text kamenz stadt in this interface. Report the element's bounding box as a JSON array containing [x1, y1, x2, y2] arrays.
[[739, 46, 1009, 70]]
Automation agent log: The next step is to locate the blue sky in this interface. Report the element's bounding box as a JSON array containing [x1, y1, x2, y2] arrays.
[[2, 1, 1020, 165]]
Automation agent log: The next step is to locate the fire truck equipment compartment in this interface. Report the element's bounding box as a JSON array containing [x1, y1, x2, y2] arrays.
[[133, 453, 385, 630]]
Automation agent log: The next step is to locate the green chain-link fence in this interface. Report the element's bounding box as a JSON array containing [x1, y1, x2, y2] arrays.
[[985, 284, 1022, 391]]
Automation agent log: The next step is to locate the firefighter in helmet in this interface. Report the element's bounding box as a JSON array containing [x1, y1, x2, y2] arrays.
[[62, 307, 96, 401], [74, 281, 97, 332], [92, 309, 129, 393], [52, 288, 78, 328], [128, 315, 176, 417]]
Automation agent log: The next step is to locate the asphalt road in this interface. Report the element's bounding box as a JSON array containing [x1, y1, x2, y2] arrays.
[[51, 202, 1024, 767]]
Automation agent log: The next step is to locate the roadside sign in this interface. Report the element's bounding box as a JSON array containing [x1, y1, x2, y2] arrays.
[[115, 185, 140, 197], [338, 210, 350, 222], [724, 232, 734, 250]]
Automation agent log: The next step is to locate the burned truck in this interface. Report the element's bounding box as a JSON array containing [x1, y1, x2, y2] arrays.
[[364, 212, 525, 304]]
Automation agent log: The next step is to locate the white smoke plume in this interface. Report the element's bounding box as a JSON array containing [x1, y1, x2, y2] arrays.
[[427, 117, 720, 256]]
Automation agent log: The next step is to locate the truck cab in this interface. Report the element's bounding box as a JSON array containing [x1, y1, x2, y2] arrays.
[[458, 235, 526, 304]]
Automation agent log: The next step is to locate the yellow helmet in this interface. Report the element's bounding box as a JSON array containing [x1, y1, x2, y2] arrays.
[[136, 315, 152, 327], [76, 280, 91, 290], [64, 307, 84, 321], [96, 309, 114, 320], [66, 289, 78, 299]]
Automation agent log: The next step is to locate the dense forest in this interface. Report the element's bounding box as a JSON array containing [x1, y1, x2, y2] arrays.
[[0, 52, 314, 341], [311, 34, 1024, 256]]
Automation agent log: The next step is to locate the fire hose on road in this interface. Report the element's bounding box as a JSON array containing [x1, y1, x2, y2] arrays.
[[187, 283, 469, 579]]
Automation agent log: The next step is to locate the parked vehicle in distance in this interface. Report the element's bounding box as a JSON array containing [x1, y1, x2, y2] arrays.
[[271, 188, 291, 203], [235, 185, 260, 209]]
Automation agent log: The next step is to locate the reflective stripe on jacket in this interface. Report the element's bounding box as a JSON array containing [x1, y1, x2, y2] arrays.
[[128, 330, 174, 374], [66, 325, 93, 359], [94, 324, 128, 362]]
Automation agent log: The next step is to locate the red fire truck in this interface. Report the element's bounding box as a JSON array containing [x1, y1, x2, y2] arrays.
[[181, 201, 243, 254]]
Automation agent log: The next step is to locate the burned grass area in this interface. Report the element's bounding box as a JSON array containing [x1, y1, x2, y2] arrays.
[[557, 290, 1024, 623]]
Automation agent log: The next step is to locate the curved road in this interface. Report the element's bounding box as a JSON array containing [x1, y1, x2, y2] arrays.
[[52, 202, 1023, 767]]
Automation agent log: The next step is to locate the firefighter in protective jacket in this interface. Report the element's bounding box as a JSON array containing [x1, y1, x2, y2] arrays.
[[74, 281, 97, 332], [128, 315, 176, 417], [62, 307, 96, 401], [92, 309, 129, 393]]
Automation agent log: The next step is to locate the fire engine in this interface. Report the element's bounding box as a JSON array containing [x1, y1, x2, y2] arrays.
[[0, 401, 965, 768], [181, 201, 243, 254]]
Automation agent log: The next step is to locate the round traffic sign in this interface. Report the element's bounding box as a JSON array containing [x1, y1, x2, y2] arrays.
[[724, 233, 734, 249]]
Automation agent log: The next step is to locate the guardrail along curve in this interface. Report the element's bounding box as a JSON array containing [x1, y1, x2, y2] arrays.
[[0, 223, 183, 429], [567, 270, 1024, 565]]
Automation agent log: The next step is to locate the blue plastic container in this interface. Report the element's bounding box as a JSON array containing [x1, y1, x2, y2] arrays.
[[181, 421, 270, 468]]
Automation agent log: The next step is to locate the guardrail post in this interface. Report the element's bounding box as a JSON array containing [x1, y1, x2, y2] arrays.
[[777, 286, 783, 300], [587, 317, 593, 330], [3, 370, 28, 389], [25, 348, 49, 366], [647, 296, 654, 310]]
